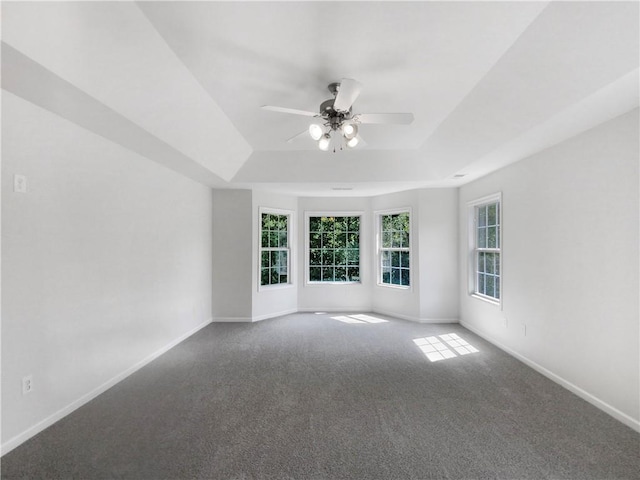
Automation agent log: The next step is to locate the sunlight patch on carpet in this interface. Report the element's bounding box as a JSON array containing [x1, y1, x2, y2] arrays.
[[413, 333, 479, 362], [331, 314, 389, 324]]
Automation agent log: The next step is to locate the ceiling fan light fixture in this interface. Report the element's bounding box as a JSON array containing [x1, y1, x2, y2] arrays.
[[342, 122, 357, 140], [318, 134, 331, 151], [309, 123, 324, 141], [346, 136, 359, 149]]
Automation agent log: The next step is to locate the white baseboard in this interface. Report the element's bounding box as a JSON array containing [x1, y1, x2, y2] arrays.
[[373, 308, 458, 324], [461, 321, 640, 433], [251, 308, 298, 322], [212, 317, 253, 322], [298, 307, 372, 314], [1, 317, 213, 457]]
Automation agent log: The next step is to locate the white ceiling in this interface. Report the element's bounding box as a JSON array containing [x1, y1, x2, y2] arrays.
[[2, 1, 638, 197]]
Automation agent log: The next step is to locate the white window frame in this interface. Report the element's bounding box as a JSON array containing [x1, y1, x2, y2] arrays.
[[305, 211, 363, 285], [375, 208, 412, 290], [467, 193, 502, 306], [259, 207, 293, 291]]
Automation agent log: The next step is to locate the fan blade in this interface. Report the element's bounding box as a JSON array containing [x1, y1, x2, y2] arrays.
[[354, 113, 414, 125], [261, 105, 318, 117], [333, 78, 363, 112], [286, 130, 310, 143]]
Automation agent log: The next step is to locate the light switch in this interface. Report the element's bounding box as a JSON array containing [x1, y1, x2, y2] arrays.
[[14, 174, 27, 193]]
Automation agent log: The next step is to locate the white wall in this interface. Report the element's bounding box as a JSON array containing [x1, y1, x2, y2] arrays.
[[252, 190, 298, 321], [2, 92, 214, 451], [297, 197, 372, 312], [418, 189, 459, 321], [212, 189, 253, 321], [458, 109, 639, 430], [371, 189, 459, 322]]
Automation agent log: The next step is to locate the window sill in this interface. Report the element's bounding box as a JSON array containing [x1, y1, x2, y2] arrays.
[[377, 283, 411, 291], [258, 283, 294, 292], [306, 281, 362, 286], [470, 293, 501, 307]]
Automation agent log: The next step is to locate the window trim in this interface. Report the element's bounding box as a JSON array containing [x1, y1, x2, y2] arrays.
[[375, 207, 413, 290], [467, 193, 502, 306], [258, 207, 294, 291], [304, 211, 363, 286]]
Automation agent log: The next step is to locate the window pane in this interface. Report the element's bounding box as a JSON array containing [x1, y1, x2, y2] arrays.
[[334, 249, 346, 266], [382, 232, 392, 248], [401, 268, 410, 286], [487, 226, 497, 248], [486, 275, 495, 298], [347, 267, 360, 282], [310, 267, 321, 282], [334, 233, 347, 248], [495, 253, 500, 276], [400, 252, 410, 268], [381, 251, 390, 268], [321, 232, 332, 247], [261, 231, 269, 248], [309, 232, 321, 249], [309, 217, 322, 232], [496, 225, 501, 248], [322, 217, 335, 231], [495, 277, 501, 299], [478, 273, 485, 295], [269, 232, 279, 248], [270, 251, 279, 267], [478, 206, 487, 227], [310, 249, 321, 266], [276, 215, 287, 231], [391, 251, 400, 267], [335, 267, 347, 282], [278, 251, 288, 273], [270, 268, 280, 284], [478, 227, 486, 248], [261, 268, 269, 286], [262, 213, 270, 230], [347, 232, 359, 248], [392, 232, 402, 248], [322, 267, 334, 281], [488, 204, 497, 226], [391, 268, 401, 285], [279, 231, 288, 248], [382, 215, 393, 231], [382, 270, 391, 283], [261, 251, 270, 268], [477, 252, 485, 273], [401, 232, 410, 248], [321, 250, 334, 266], [347, 249, 359, 265], [485, 253, 494, 274], [348, 216, 359, 231]]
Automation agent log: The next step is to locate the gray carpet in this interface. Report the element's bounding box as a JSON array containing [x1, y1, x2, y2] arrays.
[[1, 312, 639, 479]]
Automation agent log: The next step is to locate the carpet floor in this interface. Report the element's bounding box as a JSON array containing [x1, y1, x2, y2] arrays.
[[1, 312, 639, 479]]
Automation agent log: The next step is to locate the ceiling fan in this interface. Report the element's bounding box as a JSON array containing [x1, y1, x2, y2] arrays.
[[261, 78, 414, 151]]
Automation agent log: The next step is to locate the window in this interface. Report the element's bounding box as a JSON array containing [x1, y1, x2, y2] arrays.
[[260, 211, 290, 286], [308, 215, 360, 283], [470, 194, 501, 302], [379, 211, 410, 287]]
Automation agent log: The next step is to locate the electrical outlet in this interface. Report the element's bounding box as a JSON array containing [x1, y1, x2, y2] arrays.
[[14, 174, 27, 193], [22, 375, 33, 395]]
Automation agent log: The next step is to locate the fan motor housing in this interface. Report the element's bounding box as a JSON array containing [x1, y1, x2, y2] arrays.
[[320, 99, 351, 129]]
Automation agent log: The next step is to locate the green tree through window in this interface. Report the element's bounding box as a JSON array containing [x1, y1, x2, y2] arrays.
[[260, 213, 289, 286], [308, 216, 360, 282], [475, 201, 500, 300], [380, 212, 410, 286]]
